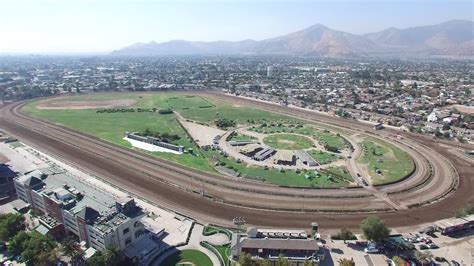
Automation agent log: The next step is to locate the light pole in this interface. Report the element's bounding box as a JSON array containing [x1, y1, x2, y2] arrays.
[[233, 217, 246, 231], [302, 189, 306, 213], [342, 188, 346, 212]]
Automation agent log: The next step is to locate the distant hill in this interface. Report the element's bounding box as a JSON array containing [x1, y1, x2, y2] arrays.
[[112, 20, 474, 58], [365, 20, 474, 57]]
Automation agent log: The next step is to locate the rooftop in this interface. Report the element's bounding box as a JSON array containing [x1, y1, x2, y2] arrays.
[[239, 238, 319, 251], [16, 168, 143, 233]]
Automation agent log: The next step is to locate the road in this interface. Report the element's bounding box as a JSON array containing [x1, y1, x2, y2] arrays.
[[0, 92, 470, 230]]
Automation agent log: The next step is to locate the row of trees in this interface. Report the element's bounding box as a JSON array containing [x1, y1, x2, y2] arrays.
[[216, 118, 236, 129], [9, 231, 59, 265], [456, 202, 474, 218], [0, 213, 25, 241], [140, 128, 181, 142], [96, 108, 157, 113], [0, 85, 59, 101], [1, 213, 124, 265], [332, 216, 390, 244]]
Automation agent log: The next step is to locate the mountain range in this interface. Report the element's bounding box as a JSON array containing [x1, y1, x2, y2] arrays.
[[112, 20, 474, 58]]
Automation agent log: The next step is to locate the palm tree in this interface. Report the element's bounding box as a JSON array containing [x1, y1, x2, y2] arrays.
[[103, 246, 121, 265], [338, 258, 355, 266]]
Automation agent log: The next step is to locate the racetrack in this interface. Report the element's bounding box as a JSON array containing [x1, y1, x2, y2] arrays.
[[0, 91, 471, 230]]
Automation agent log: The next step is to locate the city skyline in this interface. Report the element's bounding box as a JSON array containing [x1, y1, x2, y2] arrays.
[[1, 0, 472, 54]]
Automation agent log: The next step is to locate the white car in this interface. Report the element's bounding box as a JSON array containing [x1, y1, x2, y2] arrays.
[[364, 247, 379, 253]]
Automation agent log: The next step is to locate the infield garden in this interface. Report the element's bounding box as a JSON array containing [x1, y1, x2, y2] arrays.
[[22, 92, 414, 188]]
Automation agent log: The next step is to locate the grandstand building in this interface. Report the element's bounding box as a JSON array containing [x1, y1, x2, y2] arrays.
[[125, 132, 184, 153]]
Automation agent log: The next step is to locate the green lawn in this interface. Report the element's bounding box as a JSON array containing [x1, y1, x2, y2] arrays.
[[249, 124, 308, 134], [203, 149, 351, 187], [263, 133, 314, 150], [21, 93, 301, 175], [22, 93, 356, 187], [309, 150, 340, 164], [249, 124, 348, 151], [166, 95, 214, 110], [214, 244, 230, 266], [202, 226, 221, 236], [358, 138, 414, 185], [161, 250, 212, 266], [313, 130, 347, 150], [201, 226, 232, 266], [22, 93, 219, 173], [179, 104, 293, 126]]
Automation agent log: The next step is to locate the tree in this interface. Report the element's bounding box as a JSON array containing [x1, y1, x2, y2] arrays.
[[9, 231, 58, 265], [393, 256, 405, 266], [338, 258, 355, 266], [276, 254, 289, 266], [456, 202, 474, 218], [338, 228, 355, 243], [61, 237, 84, 264], [360, 216, 391, 242], [0, 213, 25, 241], [103, 246, 121, 265], [8, 231, 31, 255], [86, 251, 105, 266], [415, 250, 433, 265], [238, 252, 254, 266], [216, 118, 236, 129]]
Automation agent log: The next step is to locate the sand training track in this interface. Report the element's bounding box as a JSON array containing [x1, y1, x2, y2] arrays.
[[36, 99, 136, 110], [0, 91, 472, 230]]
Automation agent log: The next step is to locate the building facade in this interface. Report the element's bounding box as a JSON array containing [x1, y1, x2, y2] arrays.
[[231, 226, 325, 265], [14, 169, 145, 251]]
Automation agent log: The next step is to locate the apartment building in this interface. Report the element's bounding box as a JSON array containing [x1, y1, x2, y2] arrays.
[[14, 169, 145, 251]]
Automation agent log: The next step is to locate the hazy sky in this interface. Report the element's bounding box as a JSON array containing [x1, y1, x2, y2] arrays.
[[1, 0, 472, 54]]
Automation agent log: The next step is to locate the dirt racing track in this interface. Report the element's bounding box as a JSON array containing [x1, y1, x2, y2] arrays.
[[0, 91, 473, 229]]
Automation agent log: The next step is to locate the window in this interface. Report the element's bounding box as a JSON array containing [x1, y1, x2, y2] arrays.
[[123, 228, 130, 235], [125, 237, 132, 245]]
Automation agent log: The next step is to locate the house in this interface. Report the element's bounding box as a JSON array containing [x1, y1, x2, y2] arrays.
[[294, 151, 318, 167], [427, 111, 438, 122]]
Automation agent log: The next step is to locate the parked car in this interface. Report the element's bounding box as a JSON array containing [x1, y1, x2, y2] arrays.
[[429, 244, 439, 249], [365, 243, 379, 253], [419, 244, 429, 250], [364, 247, 379, 253], [451, 260, 461, 266]]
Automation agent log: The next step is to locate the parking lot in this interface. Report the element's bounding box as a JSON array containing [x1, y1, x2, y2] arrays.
[[323, 228, 473, 265]]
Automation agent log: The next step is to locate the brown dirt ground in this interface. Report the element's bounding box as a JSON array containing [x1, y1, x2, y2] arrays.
[[36, 99, 136, 110]]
